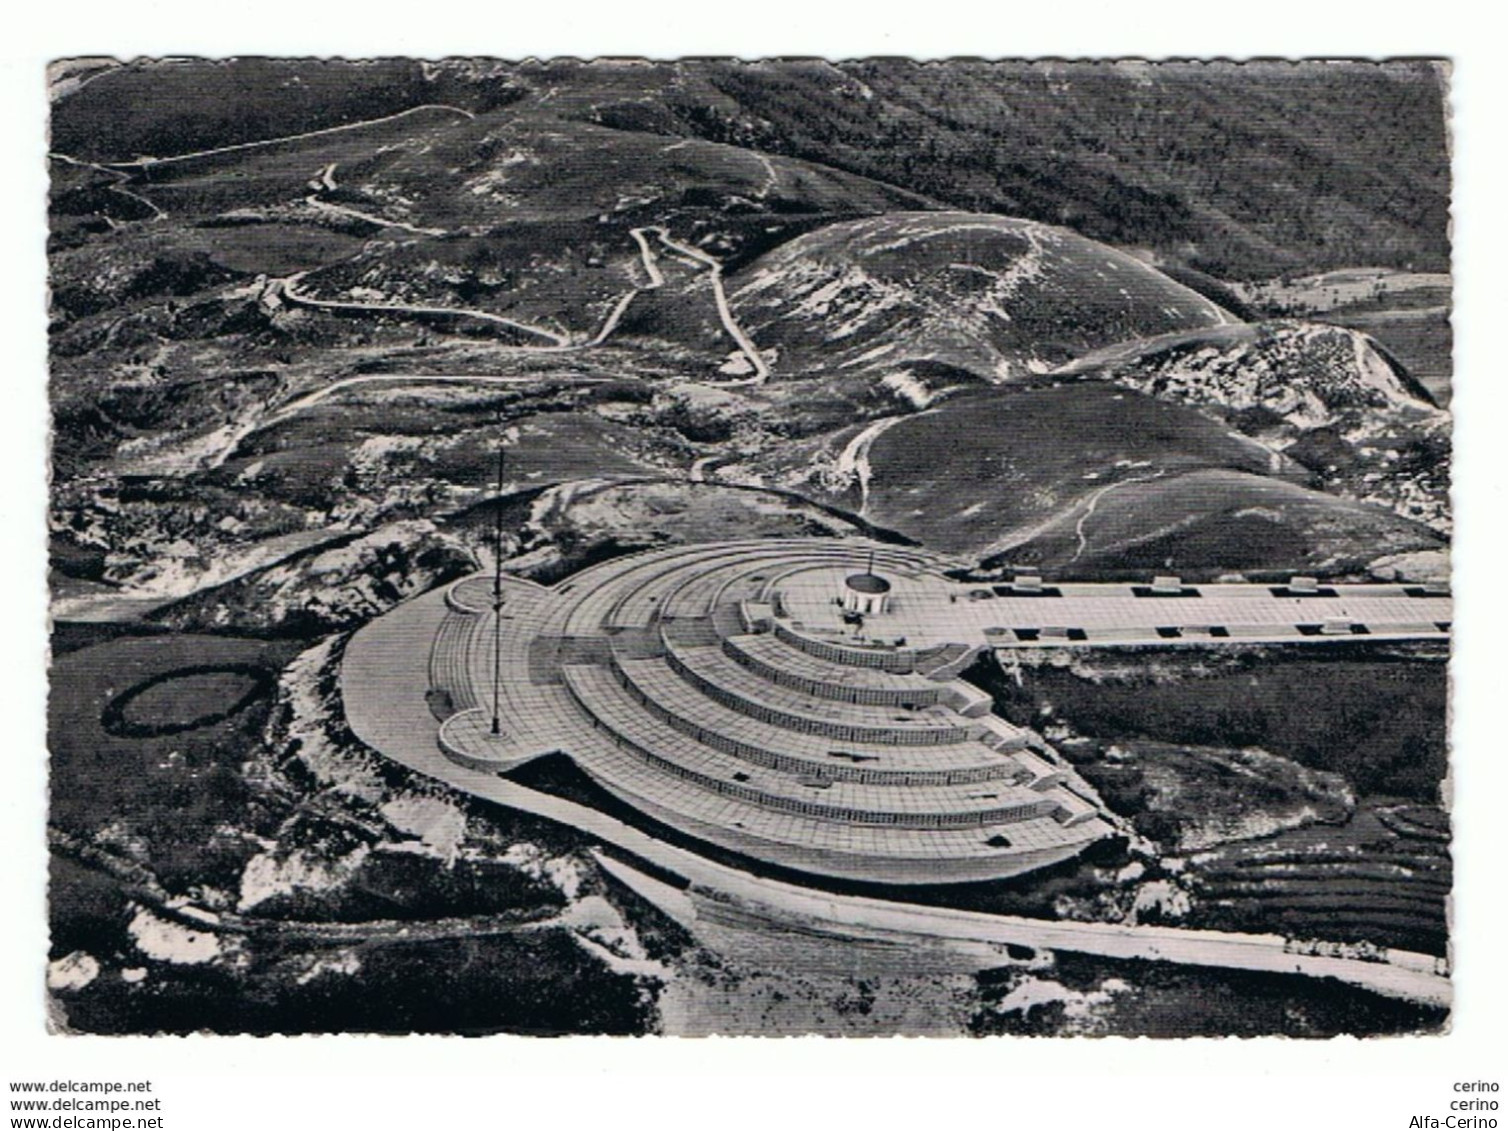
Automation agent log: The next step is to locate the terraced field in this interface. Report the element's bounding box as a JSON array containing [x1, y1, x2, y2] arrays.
[[1183, 803, 1451, 956]]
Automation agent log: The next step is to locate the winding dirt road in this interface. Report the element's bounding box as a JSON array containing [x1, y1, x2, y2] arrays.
[[193, 220, 719, 471], [51, 105, 476, 223], [303, 162, 448, 237], [49, 151, 167, 220], [205, 371, 613, 471], [101, 104, 476, 169], [277, 222, 766, 374], [280, 273, 572, 345], [835, 415, 913, 518], [57, 105, 771, 391], [646, 226, 771, 384], [1069, 469, 1165, 561]]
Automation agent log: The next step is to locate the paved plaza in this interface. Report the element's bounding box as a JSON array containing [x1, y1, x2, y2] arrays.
[[777, 565, 1451, 649]]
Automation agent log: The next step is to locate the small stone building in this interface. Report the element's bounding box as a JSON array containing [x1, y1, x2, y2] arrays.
[[842, 571, 892, 616]]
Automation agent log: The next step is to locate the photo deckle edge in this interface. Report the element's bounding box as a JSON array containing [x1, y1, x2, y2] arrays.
[[44, 56, 1452, 1037]]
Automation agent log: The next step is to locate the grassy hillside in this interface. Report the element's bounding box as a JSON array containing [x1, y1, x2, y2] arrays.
[[109, 107, 927, 232], [978, 643, 1448, 801], [673, 58, 1451, 279], [49, 633, 302, 886], [729, 211, 1232, 378], [992, 468, 1444, 579], [733, 381, 1443, 575], [54, 57, 1449, 279], [49, 58, 1452, 592], [748, 383, 1290, 554], [48, 58, 526, 161]]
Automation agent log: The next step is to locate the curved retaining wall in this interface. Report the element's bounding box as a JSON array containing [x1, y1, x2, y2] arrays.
[[578, 767, 1092, 885], [607, 654, 1011, 785], [436, 709, 533, 772], [565, 667, 1050, 829], [600, 661, 1011, 786], [773, 620, 936, 674], [720, 635, 945, 708], [660, 645, 965, 747]]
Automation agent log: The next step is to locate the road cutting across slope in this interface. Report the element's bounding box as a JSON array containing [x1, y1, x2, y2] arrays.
[[101, 103, 477, 168]]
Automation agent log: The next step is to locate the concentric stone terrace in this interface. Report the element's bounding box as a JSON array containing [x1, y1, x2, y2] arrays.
[[429, 539, 1116, 884], [427, 538, 1453, 885]]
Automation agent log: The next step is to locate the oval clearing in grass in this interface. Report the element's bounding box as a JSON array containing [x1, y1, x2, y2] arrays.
[[101, 664, 274, 739]]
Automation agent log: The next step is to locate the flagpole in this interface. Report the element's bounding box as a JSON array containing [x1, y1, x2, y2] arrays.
[[491, 442, 505, 736]]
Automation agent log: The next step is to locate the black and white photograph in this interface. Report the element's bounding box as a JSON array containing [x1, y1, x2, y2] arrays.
[[42, 55, 1457, 1039]]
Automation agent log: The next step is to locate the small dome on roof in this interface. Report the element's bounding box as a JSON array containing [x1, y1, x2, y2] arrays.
[[845, 572, 892, 595]]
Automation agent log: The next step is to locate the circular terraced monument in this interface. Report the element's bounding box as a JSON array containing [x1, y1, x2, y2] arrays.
[[417, 538, 1115, 885], [344, 536, 1450, 888]]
